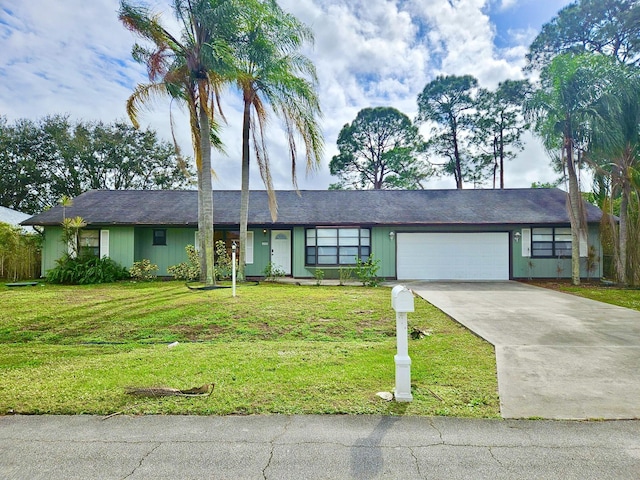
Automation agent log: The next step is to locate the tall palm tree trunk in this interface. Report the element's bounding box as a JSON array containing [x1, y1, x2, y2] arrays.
[[198, 86, 215, 286], [239, 98, 252, 280], [197, 164, 206, 279]]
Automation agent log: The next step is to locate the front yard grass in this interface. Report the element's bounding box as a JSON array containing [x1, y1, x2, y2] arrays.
[[530, 280, 640, 312], [557, 284, 640, 311], [0, 281, 499, 417]]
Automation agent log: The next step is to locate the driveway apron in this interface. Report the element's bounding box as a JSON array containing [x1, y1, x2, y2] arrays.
[[407, 281, 640, 420]]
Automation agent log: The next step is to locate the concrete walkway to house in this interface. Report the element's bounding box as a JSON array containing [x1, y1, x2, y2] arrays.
[[406, 281, 640, 420]]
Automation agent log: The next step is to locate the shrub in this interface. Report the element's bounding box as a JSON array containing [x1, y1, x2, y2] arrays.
[[353, 255, 381, 287], [130, 259, 158, 281], [339, 266, 353, 286], [313, 268, 325, 286], [263, 262, 285, 282], [214, 240, 233, 280], [46, 255, 129, 285], [167, 245, 200, 281]]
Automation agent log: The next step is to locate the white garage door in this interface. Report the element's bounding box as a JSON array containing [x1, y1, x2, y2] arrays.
[[397, 232, 509, 280]]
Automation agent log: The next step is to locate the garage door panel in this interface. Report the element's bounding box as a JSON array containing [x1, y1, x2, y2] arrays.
[[397, 232, 509, 280]]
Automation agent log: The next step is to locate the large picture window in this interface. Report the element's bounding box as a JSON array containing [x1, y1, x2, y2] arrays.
[[305, 228, 370, 266], [532, 227, 572, 257]]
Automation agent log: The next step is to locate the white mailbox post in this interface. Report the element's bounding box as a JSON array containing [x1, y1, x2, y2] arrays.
[[231, 242, 237, 298], [391, 285, 414, 402]]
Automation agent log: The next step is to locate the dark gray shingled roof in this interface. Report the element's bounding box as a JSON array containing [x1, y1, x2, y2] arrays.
[[22, 188, 603, 227]]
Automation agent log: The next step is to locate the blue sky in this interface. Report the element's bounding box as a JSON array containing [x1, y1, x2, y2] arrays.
[[0, 0, 575, 191]]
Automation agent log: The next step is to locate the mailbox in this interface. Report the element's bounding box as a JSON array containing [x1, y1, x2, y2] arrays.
[[391, 285, 414, 313]]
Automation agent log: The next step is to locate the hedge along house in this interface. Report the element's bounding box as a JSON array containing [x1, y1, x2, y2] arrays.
[[22, 188, 604, 281]]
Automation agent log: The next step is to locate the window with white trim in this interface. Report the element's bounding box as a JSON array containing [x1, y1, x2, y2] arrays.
[[305, 228, 370, 266], [532, 227, 572, 257]]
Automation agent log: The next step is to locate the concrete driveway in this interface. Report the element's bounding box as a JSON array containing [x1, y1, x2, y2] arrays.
[[408, 281, 640, 420]]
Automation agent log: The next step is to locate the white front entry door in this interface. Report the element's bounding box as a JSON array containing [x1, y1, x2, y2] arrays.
[[271, 230, 291, 275]]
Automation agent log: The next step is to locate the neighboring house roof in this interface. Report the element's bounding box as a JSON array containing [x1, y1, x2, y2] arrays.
[[1, 206, 37, 233], [22, 188, 603, 227]]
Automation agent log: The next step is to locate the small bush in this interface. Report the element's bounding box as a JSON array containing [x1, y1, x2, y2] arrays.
[[263, 262, 285, 282], [353, 255, 381, 287], [167, 245, 200, 281], [339, 266, 353, 285], [46, 255, 129, 285], [214, 240, 233, 280], [130, 259, 158, 281], [313, 268, 325, 286]]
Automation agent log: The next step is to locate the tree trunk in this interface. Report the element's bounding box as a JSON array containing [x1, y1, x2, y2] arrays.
[[239, 98, 251, 280], [198, 84, 215, 286], [499, 126, 505, 189], [565, 136, 582, 286], [618, 182, 629, 284], [197, 165, 206, 280], [492, 136, 498, 189], [452, 129, 463, 189]]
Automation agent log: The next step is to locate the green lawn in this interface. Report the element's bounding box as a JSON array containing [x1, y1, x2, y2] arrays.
[[0, 281, 499, 417], [555, 283, 640, 311]]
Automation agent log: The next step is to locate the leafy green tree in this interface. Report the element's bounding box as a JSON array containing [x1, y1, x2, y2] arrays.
[[0, 116, 189, 214], [232, 0, 323, 279], [0, 118, 50, 214], [527, 0, 640, 69], [120, 0, 238, 285], [473, 80, 531, 189], [527, 52, 617, 285], [329, 107, 429, 190], [416, 75, 478, 189], [531, 180, 562, 189]]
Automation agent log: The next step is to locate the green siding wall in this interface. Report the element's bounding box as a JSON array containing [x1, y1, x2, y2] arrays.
[[107, 227, 135, 270], [41, 226, 135, 274], [41, 226, 65, 274], [134, 228, 197, 276], [245, 229, 270, 277], [292, 227, 308, 278], [512, 224, 602, 279], [372, 227, 396, 278]]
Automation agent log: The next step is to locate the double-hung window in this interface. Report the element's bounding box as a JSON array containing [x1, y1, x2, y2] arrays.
[[531, 227, 572, 257], [306, 228, 370, 266]]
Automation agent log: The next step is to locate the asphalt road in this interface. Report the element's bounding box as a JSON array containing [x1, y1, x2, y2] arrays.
[[1, 415, 639, 479]]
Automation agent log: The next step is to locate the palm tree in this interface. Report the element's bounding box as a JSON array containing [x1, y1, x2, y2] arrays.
[[119, 0, 237, 285], [527, 53, 616, 285], [232, 0, 323, 279], [588, 64, 640, 284]]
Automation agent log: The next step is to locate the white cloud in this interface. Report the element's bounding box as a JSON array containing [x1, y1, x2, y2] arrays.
[[499, 0, 519, 10]]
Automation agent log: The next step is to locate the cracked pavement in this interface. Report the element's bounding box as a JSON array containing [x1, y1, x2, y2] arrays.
[[1, 415, 639, 479]]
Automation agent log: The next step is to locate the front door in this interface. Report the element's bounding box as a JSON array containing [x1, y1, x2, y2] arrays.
[[270, 230, 291, 275]]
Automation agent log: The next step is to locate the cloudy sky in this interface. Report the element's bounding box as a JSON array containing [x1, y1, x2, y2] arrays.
[[0, 0, 574, 191]]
